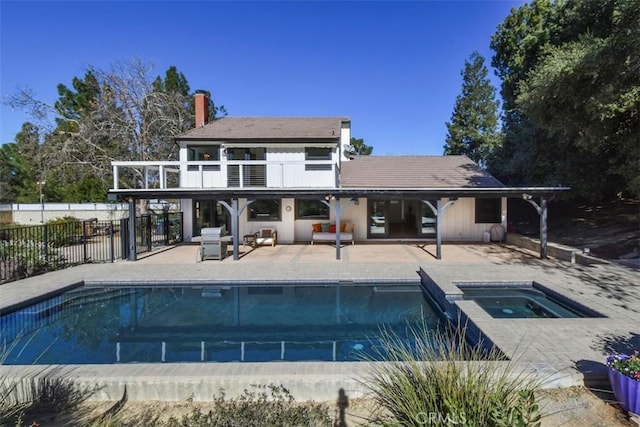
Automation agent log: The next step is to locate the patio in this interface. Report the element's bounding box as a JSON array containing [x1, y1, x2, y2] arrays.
[[137, 240, 542, 266]]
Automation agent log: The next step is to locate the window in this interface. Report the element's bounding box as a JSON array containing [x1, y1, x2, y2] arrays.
[[420, 202, 437, 236], [475, 198, 502, 223], [369, 200, 387, 235], [188, 145, 220, 171], [227, 148, 265, 160], [305, 147, 332, 171], [227, 148, 266, 187], [295, 200, 329, 220], [248, 199, 281, 221]]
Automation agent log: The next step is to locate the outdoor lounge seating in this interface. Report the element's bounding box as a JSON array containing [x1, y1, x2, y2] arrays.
[[253, 228, 277, 247], [311, 222, 354, 245]]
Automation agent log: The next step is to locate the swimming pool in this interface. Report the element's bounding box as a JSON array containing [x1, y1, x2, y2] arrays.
[[457, 283, 604, 319], [0, 282, 442, 364]]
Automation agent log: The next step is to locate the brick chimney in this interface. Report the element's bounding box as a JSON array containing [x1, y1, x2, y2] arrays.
[[194, 90, 209, 128]]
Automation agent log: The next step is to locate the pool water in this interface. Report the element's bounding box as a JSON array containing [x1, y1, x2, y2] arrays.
[[458, 285, 600, 319], [0, 283, 442, 364]]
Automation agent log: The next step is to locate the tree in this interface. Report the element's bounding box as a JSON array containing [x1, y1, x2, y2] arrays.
[[516, 0, 640, 197], [5, 58, 226, 202], [443, 51, 500, 166], [489, 0, 640, 198], [349, 137, 373, 156], [0, 143, 29, 203], [0, 123, 42, 203], [488, 0, 559, 186]]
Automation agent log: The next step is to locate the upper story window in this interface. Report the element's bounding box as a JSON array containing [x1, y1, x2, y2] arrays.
[[305, 148, 332, 171], [188, 145, 220, 171], [227, 148, 265, 161]]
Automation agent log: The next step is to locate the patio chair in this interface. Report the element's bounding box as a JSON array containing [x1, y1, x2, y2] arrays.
[[255, 228, 277, 247]]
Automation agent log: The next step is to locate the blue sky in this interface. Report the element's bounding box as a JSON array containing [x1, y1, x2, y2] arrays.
[[1, 0, 524, 155]]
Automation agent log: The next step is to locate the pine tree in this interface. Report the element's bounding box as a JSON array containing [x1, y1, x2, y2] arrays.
[[443, 51, 500, 167]]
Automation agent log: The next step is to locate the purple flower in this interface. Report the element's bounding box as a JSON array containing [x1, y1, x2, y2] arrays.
[[608, 352, 640, 381]]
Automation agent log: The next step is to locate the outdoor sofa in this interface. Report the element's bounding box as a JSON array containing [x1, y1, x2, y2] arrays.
[[311, 222, 355, 245]]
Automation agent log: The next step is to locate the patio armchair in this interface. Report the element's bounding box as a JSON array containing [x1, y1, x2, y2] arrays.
[[255, 228, 277, 247]]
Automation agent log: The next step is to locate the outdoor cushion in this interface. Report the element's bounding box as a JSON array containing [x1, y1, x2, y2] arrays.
[[256, 228, 277, 247], [321, 223, 330, 232], [312, 223, 322, 232], [329, 224, 336, 233]]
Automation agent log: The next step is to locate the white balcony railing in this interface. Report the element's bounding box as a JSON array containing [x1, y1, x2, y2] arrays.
[[111, 160, 339, 191]]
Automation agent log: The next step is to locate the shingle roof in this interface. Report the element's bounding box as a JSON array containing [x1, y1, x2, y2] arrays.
[[340, 156, 505, 188], [178, 117, 350, 140]]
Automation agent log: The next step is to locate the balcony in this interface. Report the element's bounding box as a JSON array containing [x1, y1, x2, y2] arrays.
[[111, 160, 339, 191]]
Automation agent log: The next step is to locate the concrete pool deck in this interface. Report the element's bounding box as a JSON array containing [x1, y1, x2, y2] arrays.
[[1, 242, 639, 402]]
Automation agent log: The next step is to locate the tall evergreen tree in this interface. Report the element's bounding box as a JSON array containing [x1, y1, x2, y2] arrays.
[[489, 0, 639, 198], [443, 51, 500, 166], [0, 123, 42, 202]]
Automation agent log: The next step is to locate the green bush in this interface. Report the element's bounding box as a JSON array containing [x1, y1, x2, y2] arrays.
[[361, 321, 543, 427], [84, 384, 331, 427], [46, 216, 83, 247], [0, 239, 65, 281]]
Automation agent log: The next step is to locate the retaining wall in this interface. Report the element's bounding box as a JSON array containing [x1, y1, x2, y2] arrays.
[[505, 233, 607, 265]]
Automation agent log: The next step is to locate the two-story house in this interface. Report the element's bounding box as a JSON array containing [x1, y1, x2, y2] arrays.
[[109, 93, 568, 260]]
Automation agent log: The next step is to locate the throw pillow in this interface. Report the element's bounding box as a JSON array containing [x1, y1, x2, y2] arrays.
[[321, 223, 330, 232], [340, 222, 346, 232], [261, 229, 272, 238], [312, 223, 322, 233], [329, 224, 336, 233]]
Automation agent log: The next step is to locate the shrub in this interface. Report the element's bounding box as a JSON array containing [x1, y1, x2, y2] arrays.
[[46, 216, 83, 247], [0, 376, 94, 426], [1, 337, 93, 426], [361, 321, 543, 426], [164, 384, 331, 427], [0, 239, 65, 282]]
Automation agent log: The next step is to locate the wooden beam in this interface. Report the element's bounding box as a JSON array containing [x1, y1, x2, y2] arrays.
[[523, 194, 548, 259]]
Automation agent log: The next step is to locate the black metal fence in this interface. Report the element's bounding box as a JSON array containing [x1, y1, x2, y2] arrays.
[[0, 212, 183, 284]]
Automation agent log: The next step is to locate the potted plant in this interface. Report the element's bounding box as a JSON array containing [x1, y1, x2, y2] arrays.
[[606, 351, 640, 415]]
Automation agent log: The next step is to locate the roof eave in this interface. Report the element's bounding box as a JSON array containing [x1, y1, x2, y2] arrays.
[[108, 186, 570, 201]]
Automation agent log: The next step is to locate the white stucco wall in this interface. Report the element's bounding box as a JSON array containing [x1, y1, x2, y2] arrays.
[[440, 197, 507, 241], [2, 203, 130, 225], [181, 198, 194, 241], [292, 199, 366, 243], [181, 196, 506, 244], [339, 120, 352, 162]]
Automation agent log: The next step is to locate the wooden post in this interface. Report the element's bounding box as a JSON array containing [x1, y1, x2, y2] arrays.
[[436, 200, 443, 260], [540, 197, 548, 259], [231, 198, 239, 260], [335, 197, 342, 260], [523, 194, 548, 260], [128, 199, 137, 261]]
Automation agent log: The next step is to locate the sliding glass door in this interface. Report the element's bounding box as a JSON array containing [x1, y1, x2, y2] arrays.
[[368, 200, 436, 238]]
